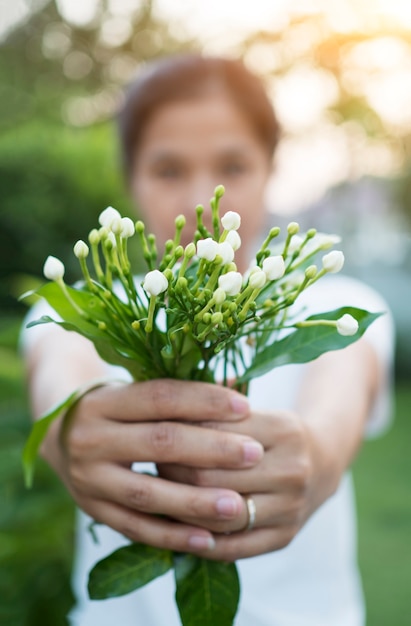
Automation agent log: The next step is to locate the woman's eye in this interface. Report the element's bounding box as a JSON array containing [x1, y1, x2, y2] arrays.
[[220, 162, 247, 176], [155, 166, 183, 179]]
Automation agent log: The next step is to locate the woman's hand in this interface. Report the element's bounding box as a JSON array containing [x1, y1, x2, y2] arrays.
[[158, 342, 379, 561], [158, 408, 337, 559], [41, 379, 264, 554]]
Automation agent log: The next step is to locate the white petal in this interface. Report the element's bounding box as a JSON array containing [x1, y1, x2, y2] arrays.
[[143, 270, 168, 296], [322, 250, 345, 273], [221, 211, 241, 231], [218, 271, 243, 296], [263, 255, 285, 280], [98, 206, 121, 228], [43, 256, 65, 281], [336, 314, 359, 336]]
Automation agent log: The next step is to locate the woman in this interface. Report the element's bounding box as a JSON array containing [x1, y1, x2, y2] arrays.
[[24, 55, 393, 625]]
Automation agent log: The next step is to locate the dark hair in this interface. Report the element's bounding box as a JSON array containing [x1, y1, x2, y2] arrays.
[[118, 54, 280, 178]]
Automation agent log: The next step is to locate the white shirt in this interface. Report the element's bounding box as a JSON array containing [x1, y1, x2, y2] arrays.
[[22, 275, 394, 626]]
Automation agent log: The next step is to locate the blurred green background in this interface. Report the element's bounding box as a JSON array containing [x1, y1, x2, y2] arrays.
[[1, 1, 410, 624]]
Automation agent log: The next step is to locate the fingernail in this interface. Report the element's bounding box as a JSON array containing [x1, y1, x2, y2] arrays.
[[216, 496, 240, 518], [243, 441, 264, 464], [188, 535, 216, 551], [230, 393, 249, 415]]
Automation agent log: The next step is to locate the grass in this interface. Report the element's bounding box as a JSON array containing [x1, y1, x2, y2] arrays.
[[0, 313, 410, 624], [353, 383, 411, 625]]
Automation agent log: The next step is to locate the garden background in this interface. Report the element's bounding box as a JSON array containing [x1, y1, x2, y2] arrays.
[[1, 1, 410, 624]]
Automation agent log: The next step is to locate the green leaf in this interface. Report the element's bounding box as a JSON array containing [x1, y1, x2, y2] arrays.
[[22, 389, 79, 488], [174, 554, 240, 626], [22, 379, 125, 488], [88, 543, 173, 599], [238, 307, 382, 383]]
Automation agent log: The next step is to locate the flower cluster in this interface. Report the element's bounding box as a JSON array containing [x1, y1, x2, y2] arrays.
[[36, 185, 365, 386]]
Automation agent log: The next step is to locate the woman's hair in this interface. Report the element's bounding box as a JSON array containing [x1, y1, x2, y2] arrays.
[[118, 54, 280, 178]]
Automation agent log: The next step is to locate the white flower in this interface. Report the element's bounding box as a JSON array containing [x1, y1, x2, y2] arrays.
[[218, 271, 243, 296], [197, 238, 219, 262], [121, 217, 135, 238], [217, 241, 235, 265], [288, 235, 304, 254], [263, 255, 285, 280], [221, 211, 241, 231], [111, 217, 123, 235], [43, 255, 65, 281], [336, 314, 359, 336], [98, 206, 121, 228], [73, 240, 89, 259], [322, 250, 344, 273], [304, 233, 341, 255], [225, 230, 241, 251], [143, 270, 168, 296], [249, 268, 266, 289], [213, 287, 226, 304]]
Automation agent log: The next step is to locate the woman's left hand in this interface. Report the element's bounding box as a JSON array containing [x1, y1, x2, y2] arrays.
[[157, 409, 340, 561]]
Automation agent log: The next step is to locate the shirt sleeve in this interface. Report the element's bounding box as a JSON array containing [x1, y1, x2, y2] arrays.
[[296, 274, 395, 438]]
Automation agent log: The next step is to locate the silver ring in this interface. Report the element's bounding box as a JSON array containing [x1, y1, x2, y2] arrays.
[[245, 495, 256, 531]]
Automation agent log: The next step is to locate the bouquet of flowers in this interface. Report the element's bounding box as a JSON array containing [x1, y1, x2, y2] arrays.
[[22, 185, 380, 626]]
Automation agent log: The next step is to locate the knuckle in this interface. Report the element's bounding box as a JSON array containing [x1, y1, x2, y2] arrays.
[[66, 423, 97, 460], [151, 379, 178, 419], [216, 434, 240, 464], [150, 422, 176, 456], [125, 481, 152, 511], [276, 526, 298, 550], [190, 468, 212, 487], [291, 456, 312, 494]]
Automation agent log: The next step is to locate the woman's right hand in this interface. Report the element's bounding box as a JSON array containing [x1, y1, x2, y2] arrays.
[[41, 379, 263, 554]]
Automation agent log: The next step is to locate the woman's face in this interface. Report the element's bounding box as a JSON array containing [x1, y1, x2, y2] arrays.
[[130, 92, 272, 270]]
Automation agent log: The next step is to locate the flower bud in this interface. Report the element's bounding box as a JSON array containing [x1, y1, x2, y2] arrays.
[[73, 240, 89, 259], [288, 235, 304, 254], [305, 265, 317, 280], [287, 222, 300, 235], [221, 211, 241, 231], [322, 250, 344, 273], [185, 243, 196, 258], [111, 217, 123, 235], [336, 314, 359, 336], [249, 268, 266, 289], [262, 255, 285, 280], [98, 206, 121, 228], [88, 229, 100, 245], [197, 238, 219, 262], [175, 215, 186, 229], [143, 270, 168, 296], [121, 217, 135, 238], [217, 241, 235, 265], [214, 184, 225, 199], [43, 255, 65, 281], [213, 287, 226, 304], [211, 312, 223, 325], [218, 271, 243, 296], [226, 230, 241, 251]]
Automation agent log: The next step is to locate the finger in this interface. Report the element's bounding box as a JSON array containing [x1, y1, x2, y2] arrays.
[[159, 453, 280, 492], [193, 525, 299, 561], [94, 421, 264, 468], [86, 379, 249, 423], [201, 410, 298, 447], [88, 465, 247, 525], [86, 498, 218, 554], [177, 491, 303, 535]]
